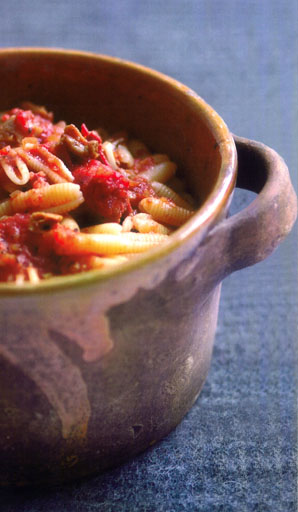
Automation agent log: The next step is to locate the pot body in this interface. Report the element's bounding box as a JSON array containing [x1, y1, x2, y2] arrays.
[[0, 240, 223, 485]]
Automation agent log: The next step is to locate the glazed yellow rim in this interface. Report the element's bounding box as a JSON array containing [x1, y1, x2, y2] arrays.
[[0, 48, 237, 295]]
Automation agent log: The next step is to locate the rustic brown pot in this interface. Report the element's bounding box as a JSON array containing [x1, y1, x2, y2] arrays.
[[0, 49, 296, 486]]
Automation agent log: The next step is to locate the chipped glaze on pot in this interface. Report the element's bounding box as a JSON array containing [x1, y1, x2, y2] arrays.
[[0, 49, 296, 486]]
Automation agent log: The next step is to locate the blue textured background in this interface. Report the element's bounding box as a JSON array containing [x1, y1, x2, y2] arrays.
[[0, 1, 297, 510]]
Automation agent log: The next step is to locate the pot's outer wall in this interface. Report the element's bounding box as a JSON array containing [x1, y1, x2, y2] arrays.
[[0, 247, 222, 485]]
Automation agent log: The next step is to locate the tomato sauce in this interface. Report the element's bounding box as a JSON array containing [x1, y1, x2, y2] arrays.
[[128, 176, 155, 208], [0, 214, 58, 281], [73, 159, 131, 222], [0, 109, 56, 147]]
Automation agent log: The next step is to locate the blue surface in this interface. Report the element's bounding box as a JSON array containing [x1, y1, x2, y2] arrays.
[[0, 1, 297, 510]]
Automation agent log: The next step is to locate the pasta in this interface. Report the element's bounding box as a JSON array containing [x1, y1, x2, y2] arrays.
[[139, 197, 194, 227], [0, 103, 196, 283]]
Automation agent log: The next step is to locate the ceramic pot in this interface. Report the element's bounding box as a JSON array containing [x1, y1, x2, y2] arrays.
[[0, 49, 296, 486]]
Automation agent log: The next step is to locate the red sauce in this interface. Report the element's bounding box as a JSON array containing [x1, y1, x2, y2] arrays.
[[128, 176, 156, 208], [0, 109, 58, 149], [28, 171, 49, 189], [0, 145, 10, 156], [73, 159, 157, 222], [133, 156, 156, 174], [73, 159, 131, 222], [0, 213, 58, 281], [11, 108, 55, 141]]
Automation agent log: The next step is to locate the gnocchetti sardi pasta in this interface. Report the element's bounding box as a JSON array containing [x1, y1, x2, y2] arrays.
[[0, 103, 196, 283]]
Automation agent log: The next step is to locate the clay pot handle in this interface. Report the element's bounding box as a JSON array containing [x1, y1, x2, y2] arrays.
[[206, 135, 297, 281]]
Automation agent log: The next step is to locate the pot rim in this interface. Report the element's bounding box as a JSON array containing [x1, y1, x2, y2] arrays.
[[0, 47, 237, 295]]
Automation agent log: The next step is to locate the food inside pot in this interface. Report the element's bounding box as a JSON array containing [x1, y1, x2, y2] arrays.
[[0, 103, 196, 283]]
